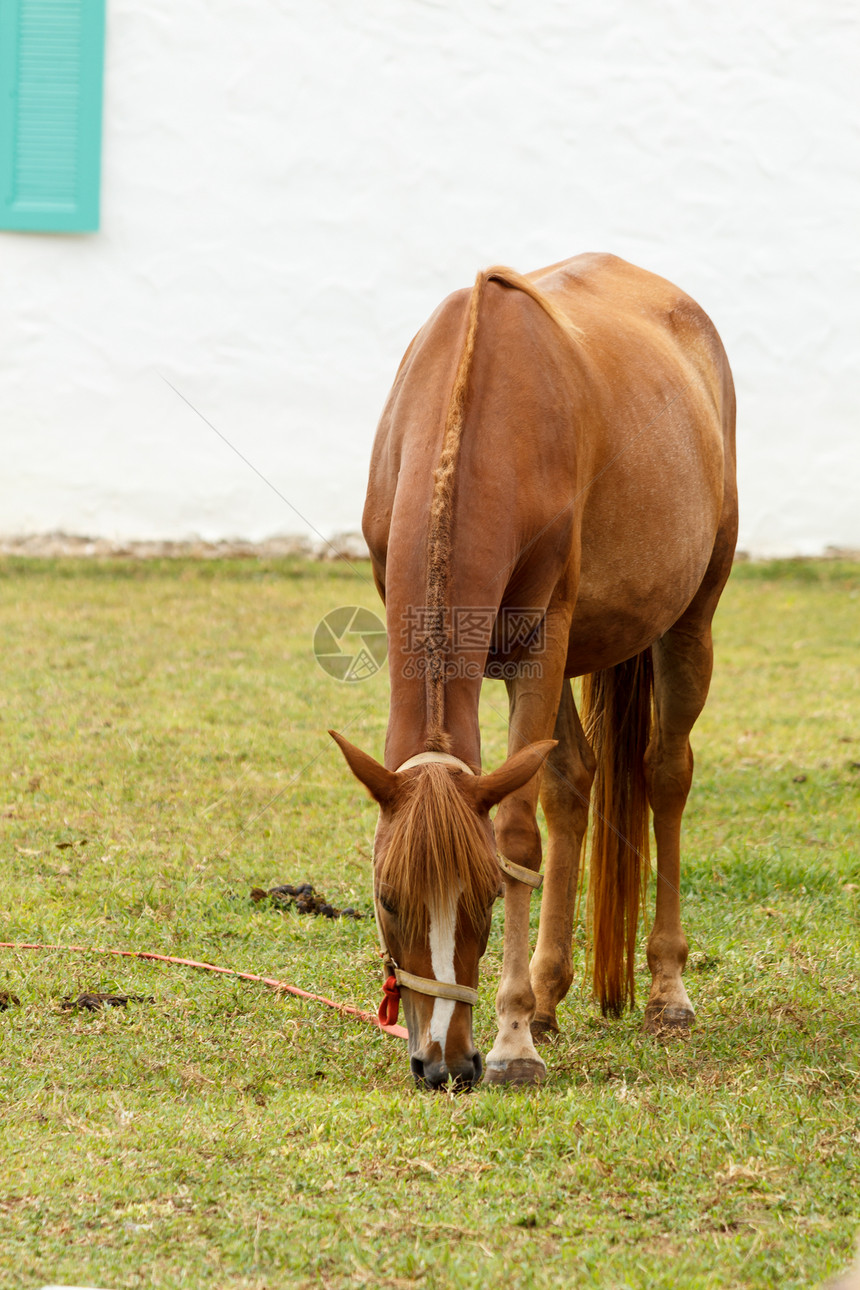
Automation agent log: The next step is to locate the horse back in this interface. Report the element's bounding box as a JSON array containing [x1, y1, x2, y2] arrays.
[[364, 254, 736, 676]]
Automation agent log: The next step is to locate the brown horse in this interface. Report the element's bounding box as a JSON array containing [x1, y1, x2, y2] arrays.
[[332, 252, 737, 1088]]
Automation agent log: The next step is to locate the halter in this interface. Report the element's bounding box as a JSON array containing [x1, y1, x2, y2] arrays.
[[374, 750, 543, 1027]]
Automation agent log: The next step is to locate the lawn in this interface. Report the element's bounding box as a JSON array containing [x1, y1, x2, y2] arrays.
[[1, 556, 858, 1290]]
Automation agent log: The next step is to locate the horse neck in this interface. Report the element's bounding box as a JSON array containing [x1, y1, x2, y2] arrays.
[[381, 570, 489, 772]]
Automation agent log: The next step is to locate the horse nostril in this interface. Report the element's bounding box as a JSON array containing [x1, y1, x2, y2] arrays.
[[410, 1056, 426, 1086], [417, 1059, 449, 1090], [450, 1053, 482, 1092]]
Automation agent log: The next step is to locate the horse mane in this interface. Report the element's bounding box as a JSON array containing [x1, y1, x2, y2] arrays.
[[422, 266, 582, 752], [375, 764, 501, 946]]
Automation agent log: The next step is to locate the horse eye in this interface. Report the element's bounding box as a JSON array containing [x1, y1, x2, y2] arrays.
[[378, 895, 396, 916]]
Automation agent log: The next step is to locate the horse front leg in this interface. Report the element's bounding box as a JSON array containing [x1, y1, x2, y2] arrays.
[[530, 681, 595, 1041], [485, 633, 568, 1086], [643, 624, 714, 1030]]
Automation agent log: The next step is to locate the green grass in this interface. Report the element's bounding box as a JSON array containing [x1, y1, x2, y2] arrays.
[[1, 557, 858, 1290]]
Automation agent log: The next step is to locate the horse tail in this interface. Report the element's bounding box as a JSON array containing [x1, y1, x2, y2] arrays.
[[580, 648, 654, 1016]]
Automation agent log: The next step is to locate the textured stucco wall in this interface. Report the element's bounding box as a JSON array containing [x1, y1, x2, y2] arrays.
[[2, 0, 858, 554]]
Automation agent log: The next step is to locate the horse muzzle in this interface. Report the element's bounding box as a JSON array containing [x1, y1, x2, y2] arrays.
[[410, 1049, 483, 1090]]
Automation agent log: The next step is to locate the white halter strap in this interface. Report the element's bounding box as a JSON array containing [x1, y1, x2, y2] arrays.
[[395, 751, 475, 775], [498, 854, 543, 889]]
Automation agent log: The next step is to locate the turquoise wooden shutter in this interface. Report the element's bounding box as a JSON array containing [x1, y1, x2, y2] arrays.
[[0, 0, 106, 232]]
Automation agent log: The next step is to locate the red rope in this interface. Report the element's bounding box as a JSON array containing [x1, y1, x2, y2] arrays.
[[0, 941, 408, 1040]]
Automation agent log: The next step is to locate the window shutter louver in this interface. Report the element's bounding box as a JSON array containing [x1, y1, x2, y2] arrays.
[[0, 0, 105, 232]]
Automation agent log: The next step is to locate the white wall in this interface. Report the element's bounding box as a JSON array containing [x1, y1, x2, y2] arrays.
[[2, 0, 858, 556]]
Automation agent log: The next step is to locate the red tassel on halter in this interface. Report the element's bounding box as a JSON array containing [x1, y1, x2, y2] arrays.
[[378, 974, 401, 1028]]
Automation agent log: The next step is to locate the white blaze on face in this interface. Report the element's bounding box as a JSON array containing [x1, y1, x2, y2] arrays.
[[428, 891, 459, 1049]]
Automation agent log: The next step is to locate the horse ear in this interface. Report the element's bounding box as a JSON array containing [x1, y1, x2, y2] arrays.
[[471, 740, 557, 811], [329, 730, 399, 806]]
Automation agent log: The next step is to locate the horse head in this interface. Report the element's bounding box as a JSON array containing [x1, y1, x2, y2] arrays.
[[330, 731, 555, 1089]]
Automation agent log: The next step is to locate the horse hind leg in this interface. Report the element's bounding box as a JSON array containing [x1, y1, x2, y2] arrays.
[[530, 681, 595, 1042], [643, 622, 715, 1031]]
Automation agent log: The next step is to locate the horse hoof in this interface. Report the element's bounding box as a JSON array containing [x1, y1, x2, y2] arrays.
[[644, 1003, 694, 1033], [483, 1057, 546, 1086], [530, 1016, 559, 1046]]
